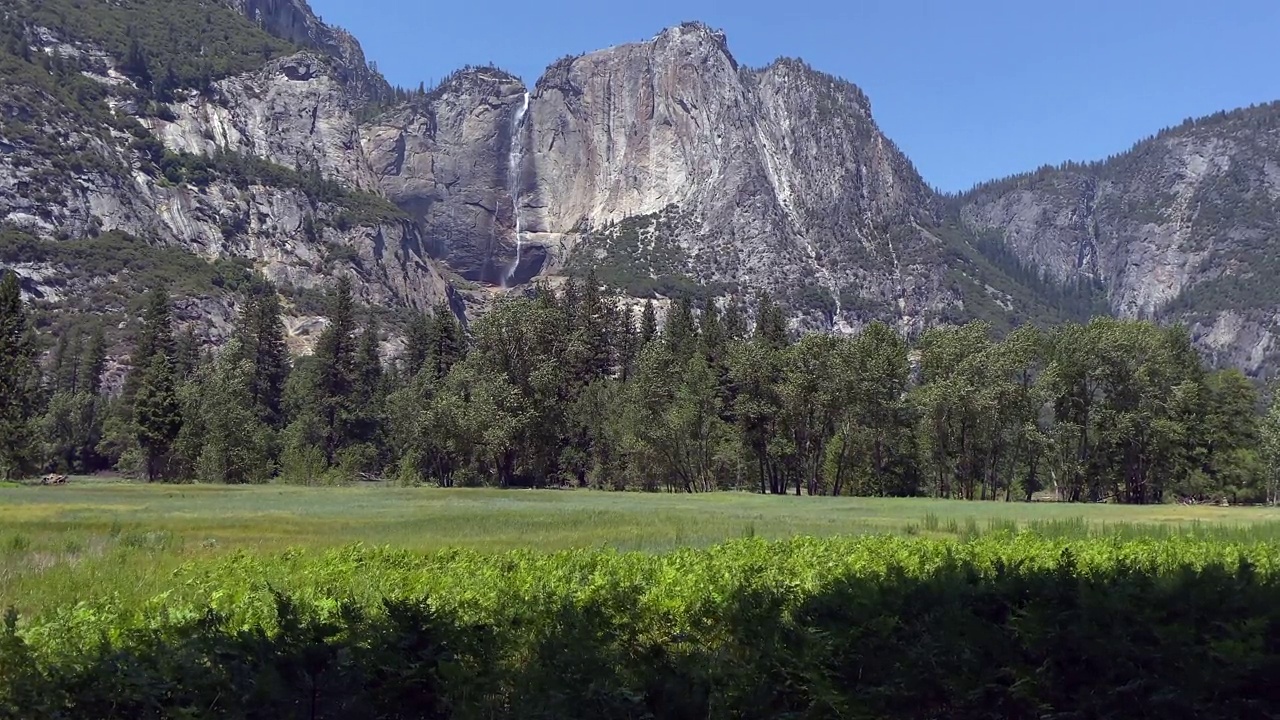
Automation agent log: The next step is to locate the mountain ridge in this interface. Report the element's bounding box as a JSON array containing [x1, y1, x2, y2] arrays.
[[2, 0, 1278, 374]]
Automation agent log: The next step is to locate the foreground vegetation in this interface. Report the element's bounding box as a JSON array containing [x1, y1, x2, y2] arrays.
[[3, 533, 1280, 718], [3, 483, 1279, 616]]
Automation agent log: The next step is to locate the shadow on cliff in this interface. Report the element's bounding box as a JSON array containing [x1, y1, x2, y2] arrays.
[[477, 244, 548, 288]]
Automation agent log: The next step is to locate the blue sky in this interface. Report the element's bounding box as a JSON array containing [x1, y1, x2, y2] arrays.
[[310, 0, 1280, 193]]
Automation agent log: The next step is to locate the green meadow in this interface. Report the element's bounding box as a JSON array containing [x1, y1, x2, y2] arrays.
[[3, 482, 1280, 614]]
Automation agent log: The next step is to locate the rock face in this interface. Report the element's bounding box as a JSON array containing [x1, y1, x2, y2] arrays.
[[366, 23, 961, 331], [956, 104, 1280, 374], [362, 68, 528, 284], [536, 24, 973, 332], [157, 54, 379, 191], [7, 0, 1280, 374], [1, 6, 452, 326], [224, 0, 391, 103]]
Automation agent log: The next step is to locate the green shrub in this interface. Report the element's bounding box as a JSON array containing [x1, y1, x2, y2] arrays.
[[4, 535, 1280, 718]]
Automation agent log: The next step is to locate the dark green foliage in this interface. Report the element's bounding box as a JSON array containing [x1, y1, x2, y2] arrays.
[[930, 222, 1111, 332], [236, 285, 291, 429], [5, 539, 1280, 719], [280, 276, 378, 479], [134, 352, 182, 482], [663, 295, 698, 362], [194, 339, 272, 484], [173, 325, 200, 380], [0, 595, 452, 719], [0, 272, 41, 479], [639, 301, 657, 347], [0, 227, 256, 303], [39, 323, 109, 474], [15, 0, 295, 100], [124, 288, 176, 398], [752, 291, 789, 350], [129, 288, 182, 482]]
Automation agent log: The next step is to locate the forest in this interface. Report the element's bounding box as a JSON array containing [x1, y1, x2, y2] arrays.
[[2, 268, 1278, 504]]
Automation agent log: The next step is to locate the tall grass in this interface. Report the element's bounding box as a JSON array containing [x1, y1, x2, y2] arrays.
[[3, 485, 1280, 614]]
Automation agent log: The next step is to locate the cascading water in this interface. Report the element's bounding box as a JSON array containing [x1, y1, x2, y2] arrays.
[[503, 92, 531, 287]]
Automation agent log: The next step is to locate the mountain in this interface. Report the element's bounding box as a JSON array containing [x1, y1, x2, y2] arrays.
[[954, 103, 1280, 374], [0, 0, 454, 352], [2, 0, 1278, 374], [361, 23, 1093, 335]]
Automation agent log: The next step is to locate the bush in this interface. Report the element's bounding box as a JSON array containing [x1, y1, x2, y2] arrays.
[[4, 535, 1280, 718]]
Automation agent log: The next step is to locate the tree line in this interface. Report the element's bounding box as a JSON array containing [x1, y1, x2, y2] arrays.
[[2, 269, 1279, 503]]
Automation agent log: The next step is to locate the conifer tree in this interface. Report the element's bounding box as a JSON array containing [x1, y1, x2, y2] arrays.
[[126, 287, 184, 481], [236, 288, 290, 429], [134, 352, 182, 482], [754, 291, 789, 350], [356, 313, 383, 401], [403, 309, 433, 377], [639, 300, 658, 347], [665, 295, 698, 362], [0, 271, 40, 480], [174, 326, 200, 380], [722, 299, 747, 343], [80, 326, 107, 397], [614, 304, 639, 380], [310, 276, 358, 467], [125, 288, 176, 401], [571, 269, 612, 384], [424, 301, 465, 381], [197, 340, 271, 484], [700, 299, 724, 357], [49, 331, 80, 393]]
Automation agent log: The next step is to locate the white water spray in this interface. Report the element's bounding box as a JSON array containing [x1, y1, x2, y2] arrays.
[[504, 92, 530, 287]]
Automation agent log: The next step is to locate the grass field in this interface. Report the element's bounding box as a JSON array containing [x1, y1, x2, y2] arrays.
[[3, 482, 1280, 614]]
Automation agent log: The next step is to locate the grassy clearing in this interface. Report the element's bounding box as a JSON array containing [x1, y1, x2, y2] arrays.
[[2, 483, 1279, 614]]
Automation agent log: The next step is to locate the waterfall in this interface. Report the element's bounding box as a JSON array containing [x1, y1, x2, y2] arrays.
[[504, 92, 530, 287]]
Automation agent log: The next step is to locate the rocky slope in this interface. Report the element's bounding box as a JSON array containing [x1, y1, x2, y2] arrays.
[[0, 0, 454, 351], [363, 23, 1011, 334], [955, 103, 1280, 375], [4, 0, 1280, 374]]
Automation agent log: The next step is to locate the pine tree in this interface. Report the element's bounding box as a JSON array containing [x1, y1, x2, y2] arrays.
[[0, 272, 40, 480], [79, 326, 107, 397], [236, 288, 290, 429], [174, 325, 200, 380], [134, 353, 182, 482], [722, 299, 747, 343], [49, 331, 79, 393], [665, 295, 698, 361], [125, 288, 176, 401], [571, 269, 612, 383], [700, 299, 724, 357], [310, 277, 358, 467], [754, 291, 789, 350], [124, 288, 184, 481], [639, 301, 658, 347], [560, 276, 582, 321], [614, 304, 639, 380], [356, 313, 384, 404], [123, 34, 152, 87], [197, 340, 271, 484], [423, 301, 465, 381], [403, 309, 433, 377]]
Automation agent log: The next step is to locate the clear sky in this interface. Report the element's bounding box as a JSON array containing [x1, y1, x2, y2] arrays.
[[309, 0, 1280, 193]]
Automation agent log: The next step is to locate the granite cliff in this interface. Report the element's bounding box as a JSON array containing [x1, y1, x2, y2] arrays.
[[362, 24, 1005, 335], [2, 0, 1279, 374], [955, 103, 1280, 374]]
